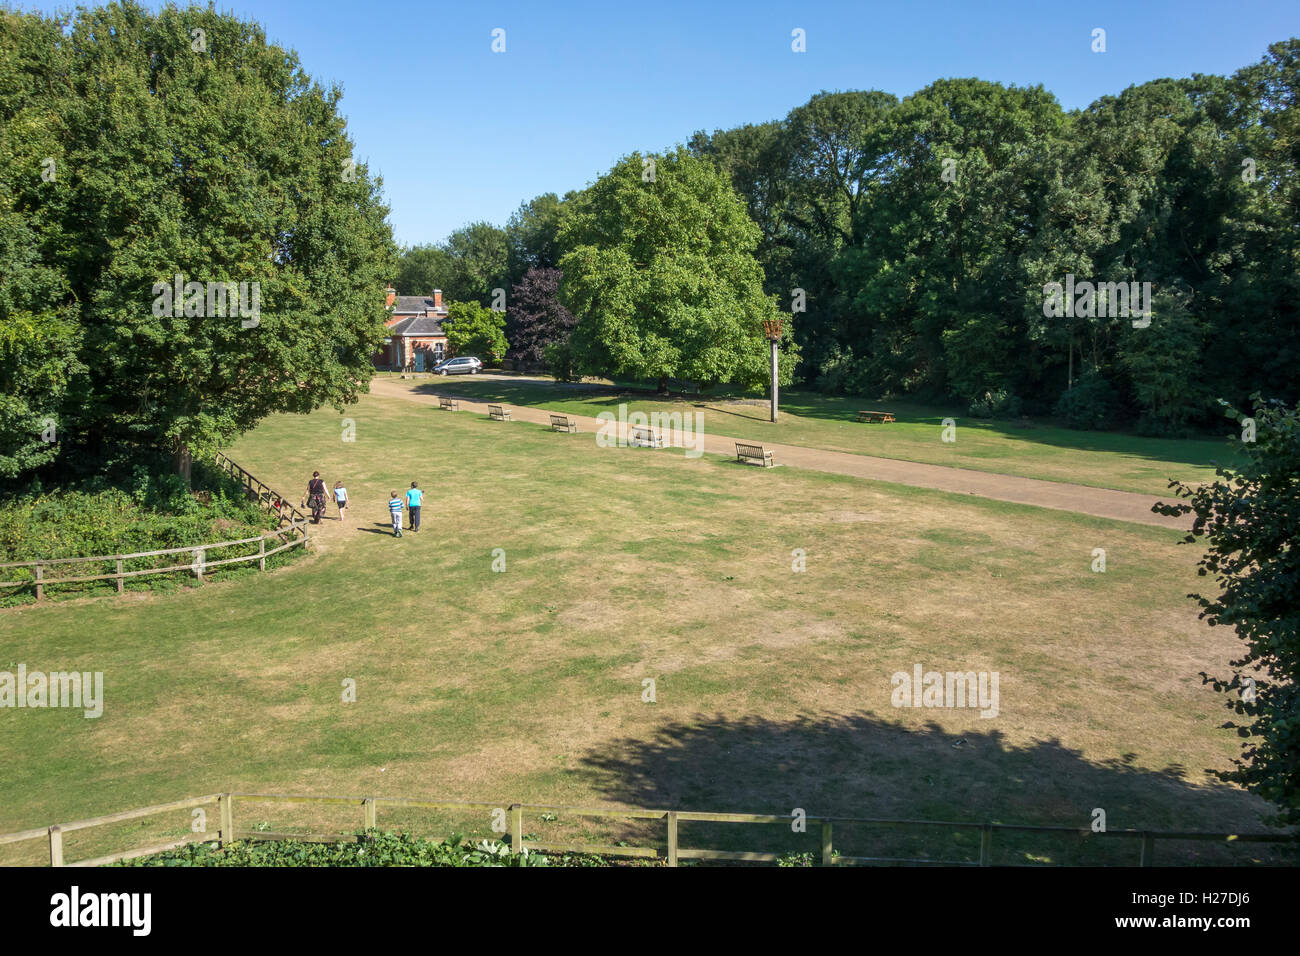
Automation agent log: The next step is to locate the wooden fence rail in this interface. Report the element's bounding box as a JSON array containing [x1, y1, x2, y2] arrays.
[[0, 453, 309, 602], [2, 791, 1294, 868]]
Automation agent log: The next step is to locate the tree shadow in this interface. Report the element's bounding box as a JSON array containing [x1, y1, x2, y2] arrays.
[[572, 711, 1296, 865]]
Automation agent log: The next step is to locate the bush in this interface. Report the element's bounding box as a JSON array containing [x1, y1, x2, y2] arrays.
[[117, 831, 637, 867], [816, 346, 876, 396], [0, 462, 291, 605], [967, 389, 1022, 419], [1053, 371, 1120, 429]]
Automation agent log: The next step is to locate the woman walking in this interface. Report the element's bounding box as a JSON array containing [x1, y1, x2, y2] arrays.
[[333, 481, 349, 522], [304, 471, 328, 524]]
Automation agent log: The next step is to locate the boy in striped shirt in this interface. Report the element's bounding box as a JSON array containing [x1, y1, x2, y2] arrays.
[[388, 490, 404, 537]]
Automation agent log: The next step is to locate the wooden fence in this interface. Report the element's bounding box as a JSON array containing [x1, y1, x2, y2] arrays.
[[0, 452, 309, 602], [2, 792, 1294, 867]]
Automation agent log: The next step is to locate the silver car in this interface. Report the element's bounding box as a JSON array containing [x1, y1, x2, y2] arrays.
[[434, 356, 482, 375]]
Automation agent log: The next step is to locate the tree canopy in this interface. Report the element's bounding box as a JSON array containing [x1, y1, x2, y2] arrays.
[[0, 1, 398, 483], [557, 148, 795, 390]]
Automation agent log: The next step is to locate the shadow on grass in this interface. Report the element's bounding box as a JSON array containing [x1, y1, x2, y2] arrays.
[[574, 712, 1296, 865]]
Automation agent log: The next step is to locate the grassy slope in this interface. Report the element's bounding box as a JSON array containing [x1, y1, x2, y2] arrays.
[[386, 372, 1240, 496], [0, 390, 1282, 864]]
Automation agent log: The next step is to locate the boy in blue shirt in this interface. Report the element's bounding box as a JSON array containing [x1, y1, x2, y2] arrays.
[[406, 482, 424, 532], [388, 490, 404, 537]]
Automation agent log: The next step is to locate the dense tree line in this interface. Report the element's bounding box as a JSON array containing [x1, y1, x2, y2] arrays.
[[0, 2, 397, 485], [689, 42, 1300, 433], [399, 40, 1296, 429]]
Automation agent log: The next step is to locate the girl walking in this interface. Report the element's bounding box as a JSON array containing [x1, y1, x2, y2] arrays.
[[333, 481, 348, 522]]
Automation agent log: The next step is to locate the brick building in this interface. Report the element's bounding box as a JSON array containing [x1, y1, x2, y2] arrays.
[[376, 286, 449, 371]]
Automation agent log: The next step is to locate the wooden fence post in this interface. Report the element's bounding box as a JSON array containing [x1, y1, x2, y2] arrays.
[[666, 811, 678, 867], [115, 557, 124, 594], [219, 794, 233, 846], [980, 824, 993, 866], [1140, 833, 1154, 867], [258, 537, 266, 572], [194, 548, 204, 582], [48, 825, 63, 867], [363, 798, 377, 833], [510, 804, 522, 854], [821, 821, 833, 866], [34, 562, 43, 601]]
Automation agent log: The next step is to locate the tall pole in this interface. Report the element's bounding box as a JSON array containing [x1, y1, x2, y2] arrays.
[[770, 336, 779, 423]]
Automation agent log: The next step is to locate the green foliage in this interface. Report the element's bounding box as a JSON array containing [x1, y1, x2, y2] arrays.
[[442, 300, 508, 365], [394, 243, 453, 297], [0, 459, 290, 605], [558, 148, 796, 390], [118, 831, 626, 867], [1053, 371, 1120, 430], [1155, 398, 1300, 825], [967, 389, 1022, 420], [0, 1, 398, 481]]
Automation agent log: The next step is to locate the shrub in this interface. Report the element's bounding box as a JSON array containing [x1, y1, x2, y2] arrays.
[[1053, 371, 1119, 429], [967, 389, 1022, 420]]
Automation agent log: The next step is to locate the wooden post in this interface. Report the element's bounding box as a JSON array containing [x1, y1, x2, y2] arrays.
[[510, 804, 522, 854], [666, 811, 678, 867], [1140, 832, 1154, 867], [363, 798, 377, 833], [821, 821, 833, 866], [258, 537, 266, 572], [194, 548, 204, 582], [219, 793, 233, 845], [48, 825, 63, 867], [980, 824, 993, 866], [34, 562, 43, 601], [115, 557, 124, 594]]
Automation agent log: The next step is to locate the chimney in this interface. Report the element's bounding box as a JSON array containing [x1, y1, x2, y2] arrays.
[[433, 289, 442, 310], [385, 285, 396, 309]]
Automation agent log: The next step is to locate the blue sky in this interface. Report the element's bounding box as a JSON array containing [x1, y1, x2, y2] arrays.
[[20, 0, 1300, 246]]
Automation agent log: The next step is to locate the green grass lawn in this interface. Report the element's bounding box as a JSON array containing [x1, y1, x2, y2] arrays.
[[0, 389, 1286, 865], [387, 372, 1241, 496]]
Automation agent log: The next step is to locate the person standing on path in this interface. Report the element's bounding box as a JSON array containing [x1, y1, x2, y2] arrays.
[[333, 481, 348, 522], [406, 482, 423, 532], [388, 490, 404, 537]]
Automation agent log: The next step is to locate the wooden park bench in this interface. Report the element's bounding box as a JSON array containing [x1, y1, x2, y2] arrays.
[[628, 425, 664, 448], [857, 410, 896, 423], [668, 378, 702, 397], [549, 414, 578, 434], [735, 442, 775, 467], [488, 404, 511, 421], [439, 396, 459, 411]]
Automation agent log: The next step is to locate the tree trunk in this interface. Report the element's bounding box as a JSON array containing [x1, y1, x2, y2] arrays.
[[174, 439, 192, 488], [657, 376, 668, 394]]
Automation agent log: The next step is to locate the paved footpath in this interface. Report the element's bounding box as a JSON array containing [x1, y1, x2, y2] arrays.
[[368, 378, 1190, 531]]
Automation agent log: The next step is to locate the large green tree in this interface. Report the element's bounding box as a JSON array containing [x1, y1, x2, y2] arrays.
[[2, 1, 398, 482], [1156, 398, 1300, 824], [557, 148, 794, 391]]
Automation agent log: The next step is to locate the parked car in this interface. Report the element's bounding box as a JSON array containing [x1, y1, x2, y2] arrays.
[[434, 356, 482, 375]]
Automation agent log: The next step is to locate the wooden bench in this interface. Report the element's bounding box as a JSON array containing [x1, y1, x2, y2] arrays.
[[628, 425, 664, 448], [735, 442, 775, 467], [439, 396, 459, 411], [857, 410, 896, 423], [488, 404, 510, 421], [668, 378, 701, 397], [549, 414, 578, 434]]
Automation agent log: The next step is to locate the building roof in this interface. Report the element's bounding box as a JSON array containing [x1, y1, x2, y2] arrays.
[[388, 315, 445, 337], [394, 295, 446, 314]]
